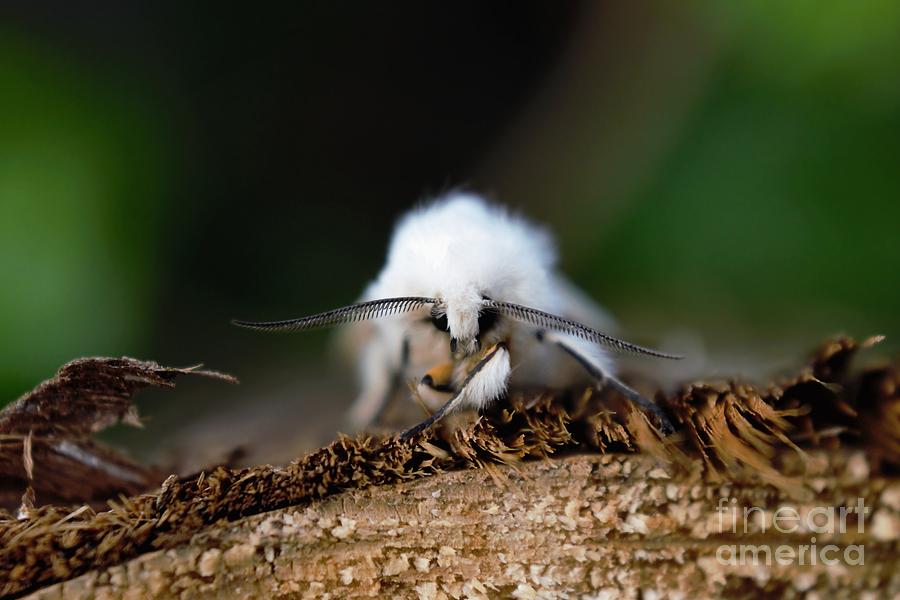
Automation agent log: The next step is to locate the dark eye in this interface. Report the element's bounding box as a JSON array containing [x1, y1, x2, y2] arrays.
[[477, 309, 499, 335], [431, 313, 449, 332]]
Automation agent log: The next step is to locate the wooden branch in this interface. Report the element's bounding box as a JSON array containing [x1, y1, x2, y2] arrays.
[[25, 450, 900, 599]]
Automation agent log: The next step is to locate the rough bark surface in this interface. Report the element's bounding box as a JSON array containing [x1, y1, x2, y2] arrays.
[[4, 337, 899, 599], [24, 450, 900, 599]]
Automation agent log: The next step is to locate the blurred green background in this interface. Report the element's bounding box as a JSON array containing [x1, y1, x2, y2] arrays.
[[1, 3, 898, 451]]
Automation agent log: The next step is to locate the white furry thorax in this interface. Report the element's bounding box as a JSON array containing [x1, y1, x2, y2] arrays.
[[364, 194, 560, 351]]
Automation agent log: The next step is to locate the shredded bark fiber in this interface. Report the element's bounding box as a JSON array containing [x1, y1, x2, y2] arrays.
[[1, 337, 897, 597], [0, 358, 237, 513]]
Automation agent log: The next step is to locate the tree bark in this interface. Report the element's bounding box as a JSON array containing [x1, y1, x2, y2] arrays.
[[24, 450, 900, 599]]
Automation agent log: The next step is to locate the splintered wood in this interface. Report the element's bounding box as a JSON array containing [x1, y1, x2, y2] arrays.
[[1, 337, 899, 598], [0, 358, 237, 511]]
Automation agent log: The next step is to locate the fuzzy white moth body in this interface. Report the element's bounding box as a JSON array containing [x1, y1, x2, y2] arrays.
[[353, 194, 606, 417], [234, 192, 680, 437]]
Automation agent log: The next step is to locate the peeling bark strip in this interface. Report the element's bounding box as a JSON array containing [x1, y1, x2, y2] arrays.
[[1, 337, 898, 597], [0, 358, 237, 511], [23, 452, 900, 599]]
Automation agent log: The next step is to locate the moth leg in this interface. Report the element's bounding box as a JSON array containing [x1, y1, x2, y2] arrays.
[[347, 337, 410, 430], [416, 361, 456, 410], [537, 331, 674, 435], [420, 362, 456, 392], [401, 343, 510, 440]]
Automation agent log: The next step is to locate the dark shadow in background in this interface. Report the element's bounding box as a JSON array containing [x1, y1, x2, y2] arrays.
[[0, 2, 585, 465], [2, 2, 899, 467]]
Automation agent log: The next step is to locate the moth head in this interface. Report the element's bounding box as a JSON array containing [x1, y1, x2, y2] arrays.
[[429, 291, 503, 357]]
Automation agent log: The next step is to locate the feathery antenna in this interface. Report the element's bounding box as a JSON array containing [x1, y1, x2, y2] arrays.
[[232, 297, 439, 333], [483, 299, 683, 359]]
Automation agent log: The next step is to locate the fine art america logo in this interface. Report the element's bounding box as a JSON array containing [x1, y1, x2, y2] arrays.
[[715, 497, 869, 566]]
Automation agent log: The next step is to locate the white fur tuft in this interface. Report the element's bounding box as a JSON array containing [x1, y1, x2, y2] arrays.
[[457, 345, 511, 411], [365, 193, 560, 346]]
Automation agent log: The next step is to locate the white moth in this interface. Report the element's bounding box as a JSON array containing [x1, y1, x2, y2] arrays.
[[234, 193, 680, 438]]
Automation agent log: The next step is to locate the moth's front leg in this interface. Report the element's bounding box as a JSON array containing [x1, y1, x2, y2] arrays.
[[537, 330, 674, 435], [401, 342, 511, 440], [416, 361, 456, 410], [346, 337, 409, 430]]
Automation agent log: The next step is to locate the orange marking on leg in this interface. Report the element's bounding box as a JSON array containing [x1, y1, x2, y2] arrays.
[[421, 362, 455, 391]]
